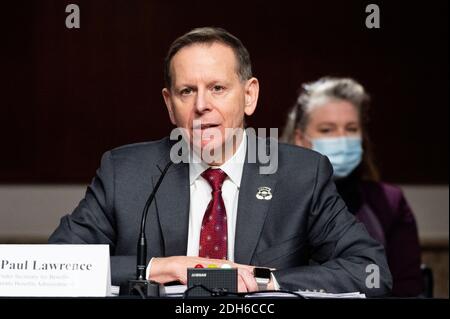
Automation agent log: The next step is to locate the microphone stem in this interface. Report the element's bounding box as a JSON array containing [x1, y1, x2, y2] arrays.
[[136, 161, 173, 280], [136, 235, 147, 280]]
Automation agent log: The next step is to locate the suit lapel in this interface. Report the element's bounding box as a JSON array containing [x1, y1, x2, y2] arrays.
[[234, 160, 278, 265], [152, 135, 278, 263], [153, 156, 190, 257]]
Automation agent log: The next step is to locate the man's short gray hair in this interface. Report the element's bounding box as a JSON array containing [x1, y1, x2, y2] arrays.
[[164, 27, 253, 89]]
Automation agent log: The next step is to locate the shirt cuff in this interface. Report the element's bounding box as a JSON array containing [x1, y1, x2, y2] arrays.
[[271, 273, 280, 290], [146, 257, 155, 280]]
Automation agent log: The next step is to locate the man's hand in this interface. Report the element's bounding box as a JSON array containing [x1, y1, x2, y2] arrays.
[[236, 267, 258, 292], [149, 256, 259, 292]]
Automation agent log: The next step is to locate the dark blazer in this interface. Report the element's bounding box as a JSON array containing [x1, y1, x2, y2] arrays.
[[48, 137, 392, 296]]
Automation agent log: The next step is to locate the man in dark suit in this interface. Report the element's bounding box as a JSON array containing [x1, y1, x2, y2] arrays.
[[49, 27, 392, 296]]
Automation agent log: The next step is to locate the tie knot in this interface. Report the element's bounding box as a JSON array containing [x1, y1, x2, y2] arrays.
[[201, 168, 227, 191]]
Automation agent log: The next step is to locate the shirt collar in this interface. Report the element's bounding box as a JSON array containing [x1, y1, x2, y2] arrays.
[[189, 130, 247, 188]]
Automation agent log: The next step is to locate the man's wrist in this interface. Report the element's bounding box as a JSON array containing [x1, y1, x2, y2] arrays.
[[253, 267, 272, 291], [270, 273, 280, 290], [267, 278, 275, 290], [146, 257, 155, 280]]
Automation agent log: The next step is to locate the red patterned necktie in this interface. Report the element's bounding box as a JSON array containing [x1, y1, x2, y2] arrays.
[[199, 168, 228, 260]]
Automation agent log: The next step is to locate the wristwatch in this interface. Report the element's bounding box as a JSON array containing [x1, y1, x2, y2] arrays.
[[253, 267, 271, 291]]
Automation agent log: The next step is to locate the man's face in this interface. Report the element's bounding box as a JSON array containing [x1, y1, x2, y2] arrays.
[[162, 42, 259, 164]]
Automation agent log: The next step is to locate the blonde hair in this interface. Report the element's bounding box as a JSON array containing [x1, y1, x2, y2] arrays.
[[281, 77, 379, 181]]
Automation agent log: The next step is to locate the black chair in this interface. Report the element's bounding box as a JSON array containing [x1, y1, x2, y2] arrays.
[[420, 264, 434, 298]]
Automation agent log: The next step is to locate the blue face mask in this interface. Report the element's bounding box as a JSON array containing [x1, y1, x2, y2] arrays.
[[310, 136, 363, 178]]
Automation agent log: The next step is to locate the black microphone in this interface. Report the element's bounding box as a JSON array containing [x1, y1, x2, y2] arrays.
[[128, 160, 173, 298]]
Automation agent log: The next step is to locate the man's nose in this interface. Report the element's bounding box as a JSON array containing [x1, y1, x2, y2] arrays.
[[194, 89, 212, 113]]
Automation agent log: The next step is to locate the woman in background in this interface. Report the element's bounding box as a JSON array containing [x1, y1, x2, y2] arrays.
[[281, 77, 423, 297]]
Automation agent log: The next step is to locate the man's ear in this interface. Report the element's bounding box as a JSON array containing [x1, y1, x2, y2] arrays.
[[162, 88, 176, 125], [243, 77, 259, 116]]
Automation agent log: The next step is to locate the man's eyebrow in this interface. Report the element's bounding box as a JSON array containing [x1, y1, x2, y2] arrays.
[[174, 83, 196, 89], [208, 78, 234, 86]]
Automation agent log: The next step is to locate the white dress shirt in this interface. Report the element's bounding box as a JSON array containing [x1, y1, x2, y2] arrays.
[[147, 131, 279, 289], [186, 132, 247, 261]]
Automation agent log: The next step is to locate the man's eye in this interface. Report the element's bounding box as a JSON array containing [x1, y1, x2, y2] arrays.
[[180, 88, 193, 95], [212, 85, 225, 93], [319, 128, 332, 134]]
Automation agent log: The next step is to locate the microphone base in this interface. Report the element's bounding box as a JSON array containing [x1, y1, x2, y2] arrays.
[[128, 279, 161, 298]]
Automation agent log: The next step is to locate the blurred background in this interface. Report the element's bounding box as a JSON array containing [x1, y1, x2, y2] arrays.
[[0, 1, 448, 297]]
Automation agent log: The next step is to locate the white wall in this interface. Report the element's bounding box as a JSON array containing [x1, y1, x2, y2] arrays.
[[0, 185, 86, 240], [0, 184, 448, 242], [400, 185, 449, 241]]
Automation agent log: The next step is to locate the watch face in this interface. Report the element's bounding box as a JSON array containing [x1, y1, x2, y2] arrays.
[[253, 267, 271, 279]]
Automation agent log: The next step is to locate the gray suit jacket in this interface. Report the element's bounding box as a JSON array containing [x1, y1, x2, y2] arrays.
[[48, 137, 392, 297]]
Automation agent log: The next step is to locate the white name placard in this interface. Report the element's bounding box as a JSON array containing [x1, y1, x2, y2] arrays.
[[0, 244, 111, 297]]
